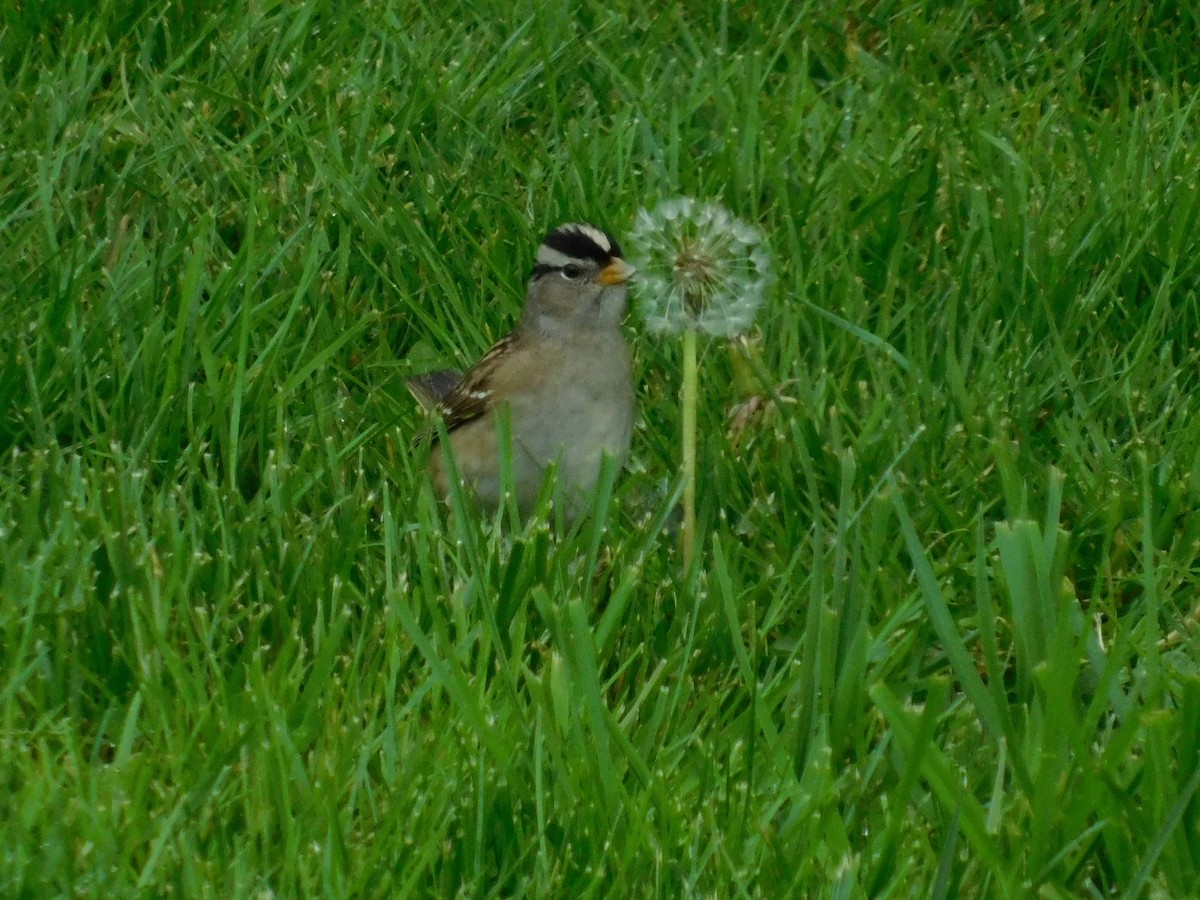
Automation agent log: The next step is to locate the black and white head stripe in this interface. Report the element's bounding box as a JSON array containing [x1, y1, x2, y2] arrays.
[[532, 223, 623, 277]]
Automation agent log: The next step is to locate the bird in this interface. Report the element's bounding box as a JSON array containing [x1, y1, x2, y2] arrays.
[[407, 223, 636, 518]]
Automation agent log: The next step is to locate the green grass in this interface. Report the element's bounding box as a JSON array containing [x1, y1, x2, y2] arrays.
[[3, 0, 1200, 895]]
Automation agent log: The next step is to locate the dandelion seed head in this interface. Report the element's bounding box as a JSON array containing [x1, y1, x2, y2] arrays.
[[630, 197, 772, 337]]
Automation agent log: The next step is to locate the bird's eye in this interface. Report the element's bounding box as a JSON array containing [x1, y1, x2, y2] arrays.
[[560, 263, 585, 280]]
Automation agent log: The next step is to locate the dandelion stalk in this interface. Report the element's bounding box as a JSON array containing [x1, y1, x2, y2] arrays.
[[680, 324, 699, 569], [631, 198, 772, 570]]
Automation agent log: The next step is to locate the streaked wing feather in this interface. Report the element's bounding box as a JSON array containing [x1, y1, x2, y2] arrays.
[[434, 333, 518, 432]]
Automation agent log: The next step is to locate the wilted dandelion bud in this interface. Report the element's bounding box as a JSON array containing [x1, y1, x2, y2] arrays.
[[629, 197, 772, 337]]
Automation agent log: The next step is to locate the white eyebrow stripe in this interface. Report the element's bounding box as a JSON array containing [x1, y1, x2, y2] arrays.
[[536, 245, 574, 268], [570, 224, 610, 253]]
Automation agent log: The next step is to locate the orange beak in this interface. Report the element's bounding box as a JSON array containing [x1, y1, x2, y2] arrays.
[[597, 258, 637, 286]]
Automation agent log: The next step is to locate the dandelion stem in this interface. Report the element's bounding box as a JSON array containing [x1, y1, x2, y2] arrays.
[[681, 324, 698, 570]]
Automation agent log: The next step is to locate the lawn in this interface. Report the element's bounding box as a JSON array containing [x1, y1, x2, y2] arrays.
[[2, 0, 1199, 895]]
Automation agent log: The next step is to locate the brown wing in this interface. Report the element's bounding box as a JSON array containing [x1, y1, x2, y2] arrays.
[[432, 332, 520, 433], [405, 369, 463, 410]]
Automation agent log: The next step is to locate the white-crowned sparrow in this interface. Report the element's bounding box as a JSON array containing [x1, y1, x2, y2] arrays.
[[408, 223, 636, 516]]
